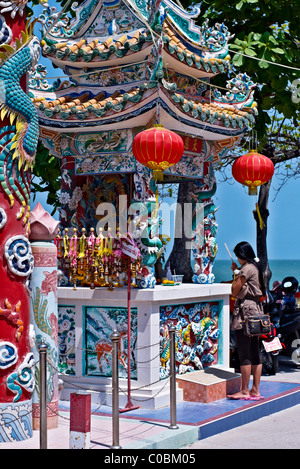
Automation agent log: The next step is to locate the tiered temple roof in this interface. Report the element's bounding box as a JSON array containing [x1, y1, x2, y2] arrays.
[[31, 0, 257, 162], [40, 26, 230, 76], [33, 80, 255, 133]]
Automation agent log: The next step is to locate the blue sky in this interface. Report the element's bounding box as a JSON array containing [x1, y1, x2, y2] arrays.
[[214, 173, 300, 260]]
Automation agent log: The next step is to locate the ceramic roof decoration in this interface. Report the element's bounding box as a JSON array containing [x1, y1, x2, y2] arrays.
[[39, 27, 230, 75], [33, 79, 255, 138], [37, 0, 233, 59]]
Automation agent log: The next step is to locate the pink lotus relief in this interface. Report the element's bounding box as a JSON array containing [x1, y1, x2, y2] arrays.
[[30, 202, 59, 241], [41, 270, 57, 298]]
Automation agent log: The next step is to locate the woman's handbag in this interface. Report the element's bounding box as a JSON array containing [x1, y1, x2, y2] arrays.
[[243, 314, 271, 337]]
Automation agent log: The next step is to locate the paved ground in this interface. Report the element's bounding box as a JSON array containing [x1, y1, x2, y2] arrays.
[[185, 355, 300, 449], [0, 355, 299, 450], [184, 403, 300, 449]]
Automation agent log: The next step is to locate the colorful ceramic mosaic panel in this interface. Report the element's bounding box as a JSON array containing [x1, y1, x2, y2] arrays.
[[58, 305, 76, 375], [84, 306, 137, 378], [160, 301, 220, 378]]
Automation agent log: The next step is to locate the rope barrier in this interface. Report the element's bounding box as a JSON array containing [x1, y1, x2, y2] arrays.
[[227, 46, 300, 72], [0, 328, 177, 449], [119, 377, 170, 402], [46, 346, 170, 404]]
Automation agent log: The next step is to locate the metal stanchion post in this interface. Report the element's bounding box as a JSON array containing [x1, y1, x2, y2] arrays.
[[168, 324, 179, 430], [38, 340, 49, 449], [110, 330, 122, 449]]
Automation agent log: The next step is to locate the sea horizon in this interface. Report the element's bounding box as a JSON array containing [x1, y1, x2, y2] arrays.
[[213, 259, 300, 286], [216, 258, 300, 261]]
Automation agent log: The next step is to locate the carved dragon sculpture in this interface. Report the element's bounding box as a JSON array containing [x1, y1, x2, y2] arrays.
[[191, 180, 218, 284], [132, 197, 163, 288], [0, 20, 40, 225]]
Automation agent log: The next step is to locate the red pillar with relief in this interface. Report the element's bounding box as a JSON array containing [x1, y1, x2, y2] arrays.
[[0, 1, 40, 442]]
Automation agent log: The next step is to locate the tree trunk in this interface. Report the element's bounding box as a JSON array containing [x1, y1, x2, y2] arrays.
[[253, 180, 272, 291], [168, 182, 194, 282]]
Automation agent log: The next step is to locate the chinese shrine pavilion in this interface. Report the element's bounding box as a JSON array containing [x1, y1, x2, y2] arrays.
[[29, 0, 257, 408]]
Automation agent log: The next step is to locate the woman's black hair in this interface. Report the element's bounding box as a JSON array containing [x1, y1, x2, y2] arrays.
[[233, 241, 266, 295]]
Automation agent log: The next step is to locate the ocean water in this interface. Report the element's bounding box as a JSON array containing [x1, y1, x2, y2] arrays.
[[213, 259, 300, 287]]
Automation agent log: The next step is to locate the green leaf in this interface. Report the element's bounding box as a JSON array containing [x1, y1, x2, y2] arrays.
[[261, 31, 270, 42], [244, 47, 257, 56], [236, 0, 244, 10], [285, 48, 294, 62], [232, 53, 244, 66], [268, 35, 278, 45], [271, 47, 285, 54], [253, 33, 262, 41], [258, 59, 270, 68], [234, 38, 246, 46]]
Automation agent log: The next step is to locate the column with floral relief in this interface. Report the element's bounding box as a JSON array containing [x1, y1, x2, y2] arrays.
[[29, 203, 59, 429]]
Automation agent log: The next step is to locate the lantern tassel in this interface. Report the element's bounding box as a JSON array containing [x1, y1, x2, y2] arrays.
[[154, 189, 159, 218], [255, 203, 265, 230], [153, 169, 164, 181]]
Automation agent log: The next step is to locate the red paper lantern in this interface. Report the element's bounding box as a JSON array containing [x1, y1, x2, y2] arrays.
[[132, 124, 184, 180], [232, 150, 274, 195]]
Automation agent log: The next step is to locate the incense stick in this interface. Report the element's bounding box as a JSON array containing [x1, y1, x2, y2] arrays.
[[224, 243, 233, 261]]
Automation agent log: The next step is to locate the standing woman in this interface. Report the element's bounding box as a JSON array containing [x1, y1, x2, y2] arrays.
[[228, 241, 266, 400]]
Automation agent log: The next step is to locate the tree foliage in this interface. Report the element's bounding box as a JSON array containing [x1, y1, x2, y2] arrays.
[[31, 141, 61, 214], [181, 0, 299, 140], [173, 0, 300, 285]]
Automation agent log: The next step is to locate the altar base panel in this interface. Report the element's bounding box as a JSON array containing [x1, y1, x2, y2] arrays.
[[57, 283, 231, 409]]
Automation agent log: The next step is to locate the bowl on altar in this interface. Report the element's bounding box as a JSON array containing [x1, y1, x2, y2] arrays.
[[172, 275, 184, 285]]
